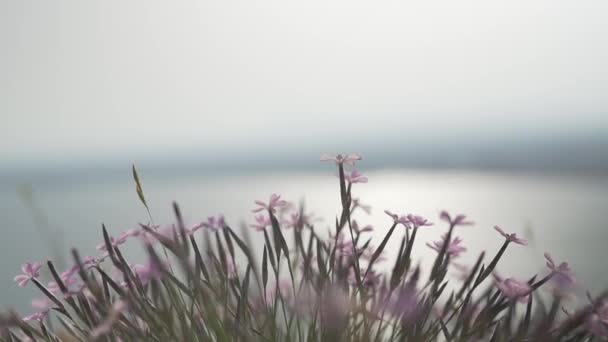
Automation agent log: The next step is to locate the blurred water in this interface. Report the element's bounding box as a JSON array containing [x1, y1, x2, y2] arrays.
[[1, 168, 607, 314]]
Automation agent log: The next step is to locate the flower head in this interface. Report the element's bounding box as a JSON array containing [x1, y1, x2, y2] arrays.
[[250, 214, 271, 231], [200, 215, 227, 232], [494, 275, 531, 303], [427, 234, 467, 258], [585, 298, 608, 337], [545, 252, 576, 284], [494, 226, 527, 245], [320, 153, 362, 166], [14, 262, 42, 287], [23, 309, 49, 322], [439, 211, 474, 227], [253, 194, 288, 213], [406, 214, 433, 228], [132, 260, 163, 286], [384, 210, 411, 228], [344, 170, 368, 184]]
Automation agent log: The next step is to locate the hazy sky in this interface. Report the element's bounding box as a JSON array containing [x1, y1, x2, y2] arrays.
[[2, 0, 607, 164]]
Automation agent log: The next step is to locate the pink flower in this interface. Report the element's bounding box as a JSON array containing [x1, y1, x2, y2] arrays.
[[14, 262, 42, 287], [200, 215, 227, 232], [439, 211, 474, 227], [586, 299, 608, 338], [250, 214, 271, 231], [494, 226, 527, 245], [351, 198, 372, 214], [406, 214, 433, 228], [48, 274, 82, 295], [336, 240, 362, 258], [320, 153, 362, 166], [253, 194, 288, 213], [23, 309, 49, 322], [132, 261, 163, 286], [544, 252, 575, 282], [384, 210, 411, 228], [31, 298, 52, 311], [494, 276, 531, 303], [344, 170, 368, 184], [427, 234, 467, 258]]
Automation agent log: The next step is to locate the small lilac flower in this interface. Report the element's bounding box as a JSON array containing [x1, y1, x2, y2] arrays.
[[48, 274, 82, 295], [132, 261, 163, 286], [31, 297, 52, 311], [22, 309, 49, 322], [96, 235, 127, 251], [439, 211, 474, 227], [351, 198, 372, 214], [494, 226, 528, 245], [320, 153, 362, 166], [116, 228, 141, 244], [60, 265, 80, 279], [406, 214, 433, 228], [253, 194, 288, 213], [14, 262, 42, 287], [494, 275, 531, 303], [344, 170, 368, 184], [282, 212, 319, 230], [427, 234, 467, 258], [586, 299, 608, 338], [386, 277, 422, 321], [200, 215, 227, 232], [384, 210, 411, 228], [544, 252, 575, 283], [250, 214, 271, 231]]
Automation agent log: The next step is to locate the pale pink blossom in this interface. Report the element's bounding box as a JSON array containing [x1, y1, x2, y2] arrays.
[[250, 214, 271, 231], [132, 260, 163, 286], [200, 215, 226, 232], [14, 262, 42, 287], [494, 275, 531, 303], [31, 298, 52, 311], [427, 234, 467, 258], [384, 210, 411, 228], [48, 274, 83, 295], [23, 309, 49, 322], [544, 252, 575, 283], [494, 226, 528, 245], [253, 194, 288, 213], [406, 214, 433, 228], [344, 170, 368, 184], [439, 211, 474, 227], [320, 153, 362, 166], [586, 299, 608, 338]]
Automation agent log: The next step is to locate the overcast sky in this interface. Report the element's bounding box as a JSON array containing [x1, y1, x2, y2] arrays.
[[1, 0, 607, 165]]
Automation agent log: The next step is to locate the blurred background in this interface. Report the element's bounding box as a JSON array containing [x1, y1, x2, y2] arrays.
[[1, 0, 607, 314]]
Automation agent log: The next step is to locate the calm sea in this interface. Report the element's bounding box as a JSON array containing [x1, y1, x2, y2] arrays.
[[1, 168, 607, 314]]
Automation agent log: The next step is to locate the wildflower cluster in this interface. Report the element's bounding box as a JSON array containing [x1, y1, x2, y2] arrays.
[[0, 154, 605, 341]]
